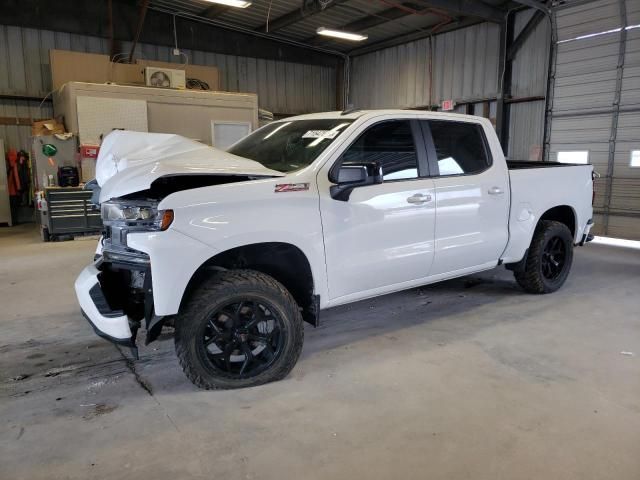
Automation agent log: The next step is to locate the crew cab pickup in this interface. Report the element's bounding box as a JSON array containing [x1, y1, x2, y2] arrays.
[[75, 110, 594, 389]]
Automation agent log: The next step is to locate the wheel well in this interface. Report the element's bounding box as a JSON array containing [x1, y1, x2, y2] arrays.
[[539, 205, 576, 238], [182, 242, 318, 326]]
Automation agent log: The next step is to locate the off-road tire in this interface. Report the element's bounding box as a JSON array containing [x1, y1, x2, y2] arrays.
[[514, 220, 574, 294], [174, 269, 304, 389]]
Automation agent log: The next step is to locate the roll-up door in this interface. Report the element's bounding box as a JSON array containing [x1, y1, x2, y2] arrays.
[[547, 0, 640, 239]]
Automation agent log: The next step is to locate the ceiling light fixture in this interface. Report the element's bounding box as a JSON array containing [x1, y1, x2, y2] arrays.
[[202, 0, 252, 8], [316, 27, 368, 42]]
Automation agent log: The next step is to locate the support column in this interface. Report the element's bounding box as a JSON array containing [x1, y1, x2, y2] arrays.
[[603, 0, 628, 234]]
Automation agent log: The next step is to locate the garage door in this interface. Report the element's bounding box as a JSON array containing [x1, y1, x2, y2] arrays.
[[547, 0, 640, 239]]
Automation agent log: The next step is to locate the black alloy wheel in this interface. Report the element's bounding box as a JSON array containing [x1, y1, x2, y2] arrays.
[[541, 236, 567, 280], [174, 269, 304, 389], [200, 299, 284, 378], [513, 220, 574, 294]]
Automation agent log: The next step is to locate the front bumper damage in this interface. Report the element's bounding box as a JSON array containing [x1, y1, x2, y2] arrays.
[[75, 263, 133, 342], [75, 250, 164, 359], [75, 262, 138, 356]]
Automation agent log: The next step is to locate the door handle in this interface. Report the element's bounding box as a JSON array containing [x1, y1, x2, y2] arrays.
[[488, 186, 504, 195], [407, 193, 432, 205]]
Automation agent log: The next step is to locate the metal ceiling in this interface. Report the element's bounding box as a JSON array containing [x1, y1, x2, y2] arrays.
[[148, 0, 513, 54]]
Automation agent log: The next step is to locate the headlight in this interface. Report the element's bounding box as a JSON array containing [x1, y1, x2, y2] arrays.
[[101, 201, 173, 231], [102, 204, 155, 221]]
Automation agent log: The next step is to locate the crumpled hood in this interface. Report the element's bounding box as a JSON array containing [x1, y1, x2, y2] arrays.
[[97, 130, 284, 201]]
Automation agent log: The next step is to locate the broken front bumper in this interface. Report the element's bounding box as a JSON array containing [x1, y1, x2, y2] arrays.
[[74, 263, 135, 348]]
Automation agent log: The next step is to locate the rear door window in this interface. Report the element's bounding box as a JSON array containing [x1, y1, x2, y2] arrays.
[[424, 120, 491, 176]]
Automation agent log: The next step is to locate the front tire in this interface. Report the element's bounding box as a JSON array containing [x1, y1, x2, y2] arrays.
[[174, 270, 304, 390], [514, 220, 574, 294]]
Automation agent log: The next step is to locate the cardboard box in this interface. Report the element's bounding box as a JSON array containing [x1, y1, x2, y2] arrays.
[[32, 119, 65, 136], [110, 63, 146, 85], [50, 49, 221, 91], [50, 50, 110, 90]]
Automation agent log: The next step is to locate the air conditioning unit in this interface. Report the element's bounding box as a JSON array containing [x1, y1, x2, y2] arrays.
[[144, 67, 186, 89]]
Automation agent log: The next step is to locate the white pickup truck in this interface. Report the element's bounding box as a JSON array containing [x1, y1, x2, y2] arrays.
[[75, 110, 594, 389]]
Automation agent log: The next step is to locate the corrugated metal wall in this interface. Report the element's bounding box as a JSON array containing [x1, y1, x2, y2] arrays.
[[350, 23, 501, 109], [508, 101, 546, 160], [350, 17, 551, 162], [0, 25, 337, 151], [508, 10, 550, 161], [549, 0, 640, 240]]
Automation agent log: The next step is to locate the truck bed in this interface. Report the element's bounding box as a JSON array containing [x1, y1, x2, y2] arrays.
[[501, 161, 594, 263]]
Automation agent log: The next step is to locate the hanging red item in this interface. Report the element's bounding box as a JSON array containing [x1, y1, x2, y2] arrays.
[[6, 149, 21, 197]]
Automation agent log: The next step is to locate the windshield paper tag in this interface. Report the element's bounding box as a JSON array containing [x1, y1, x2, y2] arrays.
[[275, 183, 310, 193], [302, 130, 340, 139]]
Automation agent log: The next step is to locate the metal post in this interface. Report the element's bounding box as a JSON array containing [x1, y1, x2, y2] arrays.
[[603, 0, 628, 235], [542, 8, 557, 162], [495, 17, 509, 154], [128, 0, 150, 64], [501, 11, 515, 155], [337, 55, 350, 110]]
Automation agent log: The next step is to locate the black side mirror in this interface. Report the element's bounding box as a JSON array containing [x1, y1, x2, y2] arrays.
[[330, 161, 383, 201]]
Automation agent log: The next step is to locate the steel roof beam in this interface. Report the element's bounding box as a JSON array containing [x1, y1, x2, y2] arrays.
[[507, 9, 545, 61], [305, 3, 422, 45], [510, 0, 551, 15], [199, 5, 230, 20], [255, 0, 351, 33], [410, 0, 504, 23], [348, 16, 481, 56]]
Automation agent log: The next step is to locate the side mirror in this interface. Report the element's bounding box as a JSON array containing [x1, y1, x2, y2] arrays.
[[330, 161, 383, 201]]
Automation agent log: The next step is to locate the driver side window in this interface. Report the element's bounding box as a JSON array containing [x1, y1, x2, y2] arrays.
[[340, 121, 419, 181]]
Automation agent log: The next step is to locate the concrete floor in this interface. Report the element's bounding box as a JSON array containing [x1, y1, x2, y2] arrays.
[[1, 224, 639, 480]]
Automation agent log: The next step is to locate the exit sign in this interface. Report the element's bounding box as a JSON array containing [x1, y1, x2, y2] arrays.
[[441, 99, 455, 111]]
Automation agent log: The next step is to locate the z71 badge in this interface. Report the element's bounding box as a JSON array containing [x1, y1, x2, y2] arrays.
[[275, 183, 310, 193]]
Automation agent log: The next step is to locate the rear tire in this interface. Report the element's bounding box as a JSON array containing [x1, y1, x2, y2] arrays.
[[514, 220, 574, 294], [174, 269, 304, 390]]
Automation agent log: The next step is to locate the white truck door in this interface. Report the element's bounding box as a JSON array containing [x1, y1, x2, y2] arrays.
[[421, 119, 510, 275], [319, 119, 436, 303]]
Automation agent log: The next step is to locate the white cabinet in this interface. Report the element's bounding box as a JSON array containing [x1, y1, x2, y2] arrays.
[[54, 82, 259, 147]]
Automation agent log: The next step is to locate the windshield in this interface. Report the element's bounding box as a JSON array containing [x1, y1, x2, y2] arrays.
[[227, 119, 353, 173]]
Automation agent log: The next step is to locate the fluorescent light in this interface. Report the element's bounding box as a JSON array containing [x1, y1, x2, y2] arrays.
[[317, 27, 368, 42], [202, 0, 252, 8]]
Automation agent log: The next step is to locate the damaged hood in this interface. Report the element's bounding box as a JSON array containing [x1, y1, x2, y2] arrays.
[[96, 130, 284, 201]]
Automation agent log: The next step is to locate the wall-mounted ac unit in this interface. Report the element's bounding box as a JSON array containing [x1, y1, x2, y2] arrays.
[[144, 67, 186, 89]]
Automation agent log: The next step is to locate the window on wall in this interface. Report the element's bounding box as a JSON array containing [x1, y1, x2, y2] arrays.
[[340, 121, 418, 181], [557, 151, 589, 164], [630, 150, 640, 167], [426, 120, 491, 176]]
